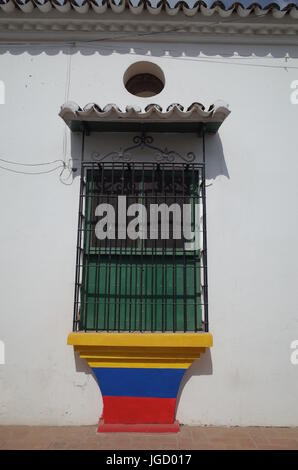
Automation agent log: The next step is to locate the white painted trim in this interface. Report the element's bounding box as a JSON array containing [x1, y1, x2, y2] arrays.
[[1, 12, 298, 44]]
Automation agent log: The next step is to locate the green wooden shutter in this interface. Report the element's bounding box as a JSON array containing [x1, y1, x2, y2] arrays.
[[80, 164, 202, 332]]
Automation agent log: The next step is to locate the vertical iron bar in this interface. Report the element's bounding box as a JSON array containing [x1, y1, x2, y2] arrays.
[[172, 163, 176, 332], [117, 163, 125, 331], [94, 162, 103, 331], [84, 162, 94, 331], [161, 165, 165, 332], [106, 164, 114, 331], [103, 164, 109, 330], [129, 163, 135, 331], [97, 163, 105, 331], [123, 163, 130, 331], [151, 164, 155, 332], [182, 165, 187, 332], [139, 163, 145, 331], [202, 127, 209, 332], [192, 163, 198, 331], [73, 158, 84, 330]]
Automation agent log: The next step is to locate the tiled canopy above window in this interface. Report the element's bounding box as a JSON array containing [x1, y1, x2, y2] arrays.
[[59, 101, 231, 133]]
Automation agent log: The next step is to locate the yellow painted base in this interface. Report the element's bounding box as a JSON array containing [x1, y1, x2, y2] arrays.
[[68, 332, 213, 369]]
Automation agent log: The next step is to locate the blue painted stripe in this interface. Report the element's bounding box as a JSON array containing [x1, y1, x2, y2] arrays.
[[92, 367, 186, 398]]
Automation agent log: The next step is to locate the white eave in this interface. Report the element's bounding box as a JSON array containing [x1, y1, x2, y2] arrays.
[[59, 101, 231, 133], [1, 1, 298, 43]]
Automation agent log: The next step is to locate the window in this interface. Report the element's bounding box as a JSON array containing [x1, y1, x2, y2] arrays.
[[124, 62, 165, 97], [74, 162, 207, 333], [125, 74, 164, 98]]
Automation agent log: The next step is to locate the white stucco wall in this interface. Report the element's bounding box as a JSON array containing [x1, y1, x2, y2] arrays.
[[0, 39, 298, 426]]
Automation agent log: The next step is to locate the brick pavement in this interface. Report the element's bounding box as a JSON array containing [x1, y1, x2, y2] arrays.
[[1, 425, 298, 450]]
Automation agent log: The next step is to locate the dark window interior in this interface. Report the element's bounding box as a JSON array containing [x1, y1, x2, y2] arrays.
[[125, 73, 164, 97]]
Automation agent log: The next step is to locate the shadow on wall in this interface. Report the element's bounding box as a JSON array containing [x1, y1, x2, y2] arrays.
[[73, 347, 214, 416], [69, 129, 229, 181], [175, 349, 213, 415], [73, 350, 92, 374], [205, 133, 229, 180], [1, 42, 298, 60]]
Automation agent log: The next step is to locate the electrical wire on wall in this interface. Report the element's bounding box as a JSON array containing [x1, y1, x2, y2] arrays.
[[0, 157, 75, 185], [0, 41, 75, 185], [62, 45, 73, 168], [0, 23, 295, 185]]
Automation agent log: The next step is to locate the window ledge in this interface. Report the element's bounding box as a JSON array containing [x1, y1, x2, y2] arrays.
[[67, 332, 213, 368]]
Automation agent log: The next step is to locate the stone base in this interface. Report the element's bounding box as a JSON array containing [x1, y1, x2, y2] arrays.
[[97, 419, 180, 433]]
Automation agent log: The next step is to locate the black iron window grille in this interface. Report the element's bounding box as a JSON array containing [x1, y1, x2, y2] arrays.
[[74, 161, 209, 333]]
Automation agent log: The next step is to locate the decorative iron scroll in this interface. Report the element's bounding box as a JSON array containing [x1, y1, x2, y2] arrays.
[[92, 134, 196, 163]]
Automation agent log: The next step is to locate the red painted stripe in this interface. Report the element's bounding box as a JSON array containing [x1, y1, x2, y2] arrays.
[[103, 396, 176, 424], [98, 420, 180, 433]]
